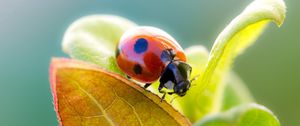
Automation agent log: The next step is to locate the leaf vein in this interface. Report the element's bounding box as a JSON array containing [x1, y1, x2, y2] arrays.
[[111, 87, 144, 126], [70, 78, 116, 126]]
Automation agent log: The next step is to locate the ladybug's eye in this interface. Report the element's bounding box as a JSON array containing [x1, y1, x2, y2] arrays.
[[134, 38, 148, 54]]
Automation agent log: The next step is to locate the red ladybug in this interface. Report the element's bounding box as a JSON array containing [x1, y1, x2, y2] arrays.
[[116, 26, 192, 100]]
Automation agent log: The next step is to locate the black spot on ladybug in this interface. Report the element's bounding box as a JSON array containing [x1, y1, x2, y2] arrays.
[[134, 38, 148, 54], [115, 47, 120, 57], [133, 64, 142, 74]]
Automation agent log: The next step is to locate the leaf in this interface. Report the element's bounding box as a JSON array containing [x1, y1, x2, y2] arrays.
[[221, 72, 254, 111], [200, 0, 286, 93], [194, 0, 286, 120], [49, 58, 191, 126], [62, 15, 137, 75], [194, 103, 280, 126]]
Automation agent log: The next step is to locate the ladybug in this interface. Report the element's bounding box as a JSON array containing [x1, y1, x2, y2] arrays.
[[116, 26, 192, 100]]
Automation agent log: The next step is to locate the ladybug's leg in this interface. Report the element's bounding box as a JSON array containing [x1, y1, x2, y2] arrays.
[[159, 91, 166, 102], [159, 91, 174, 102], [169, 94, 178, 104], [168, 92, 174, 95], [144, 83, 151, 89], [126, 75, 131, 79], [158, 85, 167, 102]]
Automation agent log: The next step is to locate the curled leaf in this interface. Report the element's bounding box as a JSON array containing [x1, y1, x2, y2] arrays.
[[49, 58, 191, 126], [201, 0, 286, 92], [62, 15, 137, 74], [194, 103, 280, 126], [197, 0, 286, 118]]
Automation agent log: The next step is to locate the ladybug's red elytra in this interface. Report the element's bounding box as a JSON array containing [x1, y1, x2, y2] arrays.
[[116, 26, 193, 100]]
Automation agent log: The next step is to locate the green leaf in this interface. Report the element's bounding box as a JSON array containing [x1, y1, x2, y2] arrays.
[[194, 103, 280, 126], [50, 58, 192, 126], [193, 0, 286, 120], [221, 72, 254, 111], [200, 0, 286, 93], [62, 15, 137, 74]]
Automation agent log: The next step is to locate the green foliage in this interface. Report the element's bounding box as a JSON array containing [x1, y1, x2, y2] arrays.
[[62, 15, 136, 75], [221, 72, 254, 111], [194, 104, 280, 126], [57, 0, 286, 125]]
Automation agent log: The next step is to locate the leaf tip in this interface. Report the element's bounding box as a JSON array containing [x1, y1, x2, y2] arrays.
[[273, 0, 287, 27], [254, 0, 287, 26]]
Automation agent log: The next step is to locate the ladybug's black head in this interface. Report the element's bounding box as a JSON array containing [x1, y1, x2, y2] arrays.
[[159, 60, 192, 97], [174, 80, 190, 96], [173, 61, 192, 97]]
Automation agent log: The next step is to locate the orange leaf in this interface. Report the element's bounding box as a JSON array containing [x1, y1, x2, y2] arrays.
[[49, 58, 191, 126]]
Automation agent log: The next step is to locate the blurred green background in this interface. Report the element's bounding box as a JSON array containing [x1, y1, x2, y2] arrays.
[[0, 0, 298, 125]]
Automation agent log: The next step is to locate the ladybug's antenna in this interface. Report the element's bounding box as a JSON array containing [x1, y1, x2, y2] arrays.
[[190, 74, 201, 87]]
